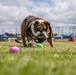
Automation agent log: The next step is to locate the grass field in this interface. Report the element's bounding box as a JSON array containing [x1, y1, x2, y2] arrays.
[[0, 41, 76, 75]]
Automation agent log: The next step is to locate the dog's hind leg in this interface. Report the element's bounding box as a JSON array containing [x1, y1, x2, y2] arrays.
[[21, 21, 27, 47], [27, 37, 34, 47], [21, 32, 27, 47]]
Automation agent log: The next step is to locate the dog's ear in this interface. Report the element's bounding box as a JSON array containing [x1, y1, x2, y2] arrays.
[[34, 21, 39, 31], [45, 21, 52, 31], [45, 21, 53, 37], [44, 21, 50, 26]]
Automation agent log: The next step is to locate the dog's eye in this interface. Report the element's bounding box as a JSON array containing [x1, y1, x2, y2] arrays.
[[36, 28, 40, 31], [34, 21, 39, 25]]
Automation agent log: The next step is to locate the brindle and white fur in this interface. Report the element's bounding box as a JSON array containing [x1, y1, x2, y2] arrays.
[[16, 15, 54, 47]]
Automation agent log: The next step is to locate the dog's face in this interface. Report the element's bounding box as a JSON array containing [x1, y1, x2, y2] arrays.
[[31, 19, 52, 42], [34, 20, 49, 38]]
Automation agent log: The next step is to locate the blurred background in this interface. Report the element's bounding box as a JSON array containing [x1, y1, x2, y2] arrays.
[[0, 0, 76, 38]]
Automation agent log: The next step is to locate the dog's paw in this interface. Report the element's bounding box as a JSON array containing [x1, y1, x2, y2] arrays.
[[28, 43, 33, 47]]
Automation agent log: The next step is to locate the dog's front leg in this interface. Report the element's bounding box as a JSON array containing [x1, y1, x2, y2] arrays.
[[49, 40, 54, 47], [47, 38, 54, 47]]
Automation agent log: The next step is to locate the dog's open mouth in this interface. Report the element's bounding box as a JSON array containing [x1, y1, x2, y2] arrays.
[[34, 35, 46, 43], [37, 38, 45, 43]]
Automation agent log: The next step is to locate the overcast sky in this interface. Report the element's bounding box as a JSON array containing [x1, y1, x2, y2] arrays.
[[0, 0, 76, 34]]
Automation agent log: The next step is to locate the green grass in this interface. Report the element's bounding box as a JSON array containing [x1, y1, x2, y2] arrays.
[[0, 41, 76, 75]]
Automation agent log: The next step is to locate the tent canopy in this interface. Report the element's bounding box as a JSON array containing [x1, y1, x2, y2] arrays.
[[54, 34, 63, 39], [63, 33, 75, 38], [0, 34, 10, 39]]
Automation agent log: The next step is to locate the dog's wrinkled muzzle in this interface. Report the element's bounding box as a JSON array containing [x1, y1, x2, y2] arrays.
[[34, 32, 46, 43]]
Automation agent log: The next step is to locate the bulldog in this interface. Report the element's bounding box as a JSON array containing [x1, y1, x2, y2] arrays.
[[15, 15, 54, 47]]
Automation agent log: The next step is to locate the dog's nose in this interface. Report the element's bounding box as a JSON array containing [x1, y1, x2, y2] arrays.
[[40, 30, 44, 35], [40, 30, 43, 32]]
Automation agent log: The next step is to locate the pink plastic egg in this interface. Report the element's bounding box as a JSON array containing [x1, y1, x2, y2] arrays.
[[10, 46, 19, 53]]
